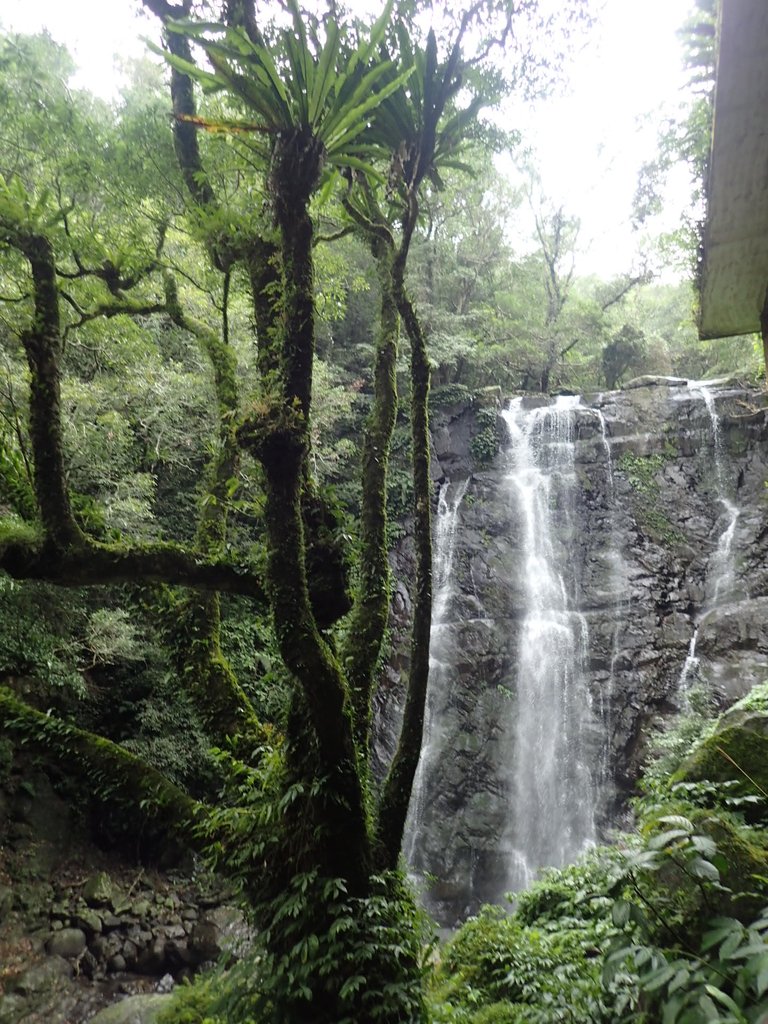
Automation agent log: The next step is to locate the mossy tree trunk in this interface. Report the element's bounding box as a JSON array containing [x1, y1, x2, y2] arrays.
[[16, 232, 82, 549], [340, 196, 400, 756], [239, 129, 373, 890], [377, 196, 433, 865]]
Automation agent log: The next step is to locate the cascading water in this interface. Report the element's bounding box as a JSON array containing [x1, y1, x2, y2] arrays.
[[690, 381, 740, 606], [388, 379, 768, 924], [678, 629, 700, 694], [404, 477, 469, 869], [594, 405, 627, 786], [676, 382, 741, 692], [500, 397, 601, 892]]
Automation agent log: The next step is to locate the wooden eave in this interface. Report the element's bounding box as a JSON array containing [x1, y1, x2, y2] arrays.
[[699, 0, 768, 340]]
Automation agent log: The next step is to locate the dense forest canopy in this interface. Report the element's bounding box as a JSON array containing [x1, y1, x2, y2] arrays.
[[0, 1, 766, 1022]]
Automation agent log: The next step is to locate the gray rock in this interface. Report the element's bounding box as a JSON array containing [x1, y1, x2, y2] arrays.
[[131, 898, 151, 919], [0, 993, 28, 1024], [46, 927, 87, 958], [83, 872, 113, 906], [622, 374, 688, 389], [11, 956, 72, 994], [0, 885, 13, 921], [136, 935, 168, 975], [89, 993, 171, 1024], [74, 908, 103, 934]]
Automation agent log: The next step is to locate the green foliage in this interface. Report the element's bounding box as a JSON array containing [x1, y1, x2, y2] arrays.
[[0, 575, 85, 694], [604, 810, 768, 1024], [618, 450, 685, 544], [117, 668, 221, 794], [84, 608, 144, 666], [0, 430, 36, 522], [433, 682, 768, 1024], [432, 852, 627, 1023], [642, 684, 721, 791], [0, 735, 13, 781], [163, 0, 409, 177], [470, 408, 502, 465], [430, 383, 473, 409], [602, 324, 647, 389], [157, 974, 218, 1024], [219, 597, 291, 727], [597, 688, 768, 1024], [158, 869, 430, 1024]]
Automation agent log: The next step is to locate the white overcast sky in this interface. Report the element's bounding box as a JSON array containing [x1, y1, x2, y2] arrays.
[[2, 0, 697, 277]]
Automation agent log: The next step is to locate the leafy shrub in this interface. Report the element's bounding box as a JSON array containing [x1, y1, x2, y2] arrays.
[[432, 891, 618, 1024], [430, 383, 473, 409], [470, 409, 502, 465], [0, 736, 13, 781], [159, 871, 431, 1024], [118, 668, 221, 793], [604, 810, 768, 1023], [0, 576, 85, 695], [433, 685, 768, 1024]]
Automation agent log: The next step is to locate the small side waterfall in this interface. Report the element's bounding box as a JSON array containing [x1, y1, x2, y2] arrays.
[[500, 397, 601, 892], [676, 382, 741, 692], [404, 477, 469, 869], [678, 628, 701, 694], [691, 382, 740, 605]]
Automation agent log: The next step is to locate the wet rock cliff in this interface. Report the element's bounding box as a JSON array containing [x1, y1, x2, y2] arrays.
[[375, 379, 768, 924]]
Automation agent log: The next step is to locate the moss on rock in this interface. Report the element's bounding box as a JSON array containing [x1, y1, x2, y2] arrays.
[[674, 707, 768, 798]]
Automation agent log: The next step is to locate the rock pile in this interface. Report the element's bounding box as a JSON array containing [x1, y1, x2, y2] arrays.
[[43, 869, 248, 981]]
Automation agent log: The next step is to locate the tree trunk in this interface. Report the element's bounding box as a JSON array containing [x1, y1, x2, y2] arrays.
[[343, 231, 400, 755], [378, 205, 433, 863], [19, 233, 82, 548], [249, 139, 372, 889]]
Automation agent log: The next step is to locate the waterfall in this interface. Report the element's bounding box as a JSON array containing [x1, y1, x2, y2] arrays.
[[595, 408, 615, 487], [674, 382, 741, 694], [678, 628, 701, 694], [594, 405, 626, 788], [404, 477, 469, 869], [689, 381, 740, 606], [500, 397, 601, 892], [385, 379, 768, 924]]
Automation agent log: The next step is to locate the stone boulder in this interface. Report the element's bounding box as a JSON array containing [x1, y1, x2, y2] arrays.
[[675, 703, 768, 796], [89, 994, 171, 1024]]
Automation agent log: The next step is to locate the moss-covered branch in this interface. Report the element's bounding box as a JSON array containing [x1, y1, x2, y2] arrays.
[[0, 687, 204, 852], [164, 274, 267, 754], [0, 533, 265, 600], [61, 294, 167, 337]]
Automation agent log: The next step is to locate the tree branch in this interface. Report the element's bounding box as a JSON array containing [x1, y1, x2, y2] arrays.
[[0, 532, 265, 602], [0, 687, 205, 854]]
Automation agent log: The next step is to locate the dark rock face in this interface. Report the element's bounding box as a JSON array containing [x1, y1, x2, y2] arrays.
[[376, 381, 768, 925]]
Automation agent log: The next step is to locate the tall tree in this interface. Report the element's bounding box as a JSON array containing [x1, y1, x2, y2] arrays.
[[0, 3, 590, 1019]]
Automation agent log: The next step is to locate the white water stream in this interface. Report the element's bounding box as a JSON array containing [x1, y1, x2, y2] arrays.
[[398, 382, 759, 915], [693, 382, 740, 606], [677, 382, 740, 692], [403, 477, 469, 868], [500, 397, 601, 891]]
